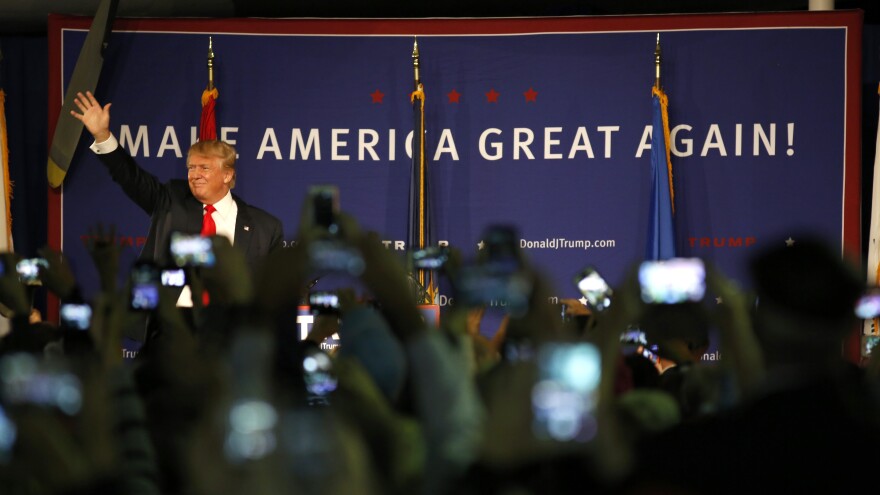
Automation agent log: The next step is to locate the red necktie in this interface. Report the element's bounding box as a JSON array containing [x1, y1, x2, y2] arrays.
[[200, 204, 215, 306], [201, 204, 216, 237]]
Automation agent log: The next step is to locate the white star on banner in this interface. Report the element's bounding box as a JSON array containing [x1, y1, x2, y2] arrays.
[[477, 240, 485, 250], [579, 297, 588, 306], [785, 237, 795, 247]]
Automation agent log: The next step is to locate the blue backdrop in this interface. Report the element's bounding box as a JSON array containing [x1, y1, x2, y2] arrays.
[[50, 13, 861, 351]]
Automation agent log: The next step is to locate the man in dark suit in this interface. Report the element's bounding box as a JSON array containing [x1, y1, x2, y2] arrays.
[[70, 91, 283, 300]]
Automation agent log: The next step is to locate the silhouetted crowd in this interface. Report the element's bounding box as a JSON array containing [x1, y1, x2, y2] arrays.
[[0, 207, 879, 495]]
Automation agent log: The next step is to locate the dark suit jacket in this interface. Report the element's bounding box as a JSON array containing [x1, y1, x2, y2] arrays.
[[97, 147, 284, 272]]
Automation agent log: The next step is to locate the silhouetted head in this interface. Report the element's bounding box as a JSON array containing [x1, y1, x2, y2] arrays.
[[750, 236, 863, 363]]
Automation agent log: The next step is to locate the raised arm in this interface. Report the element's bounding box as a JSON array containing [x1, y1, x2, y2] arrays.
[[70, 91, 112, 143]]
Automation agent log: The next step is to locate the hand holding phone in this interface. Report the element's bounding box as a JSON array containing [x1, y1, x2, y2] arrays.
[[855, 289, 880, 319], [573, 267, 612, 311], [308, 291, 340, 315], [308, 184, 340, 235], [169, 232, 215, 267], [0, 353, 83, 416], [60, 303, 92, 331], [16, 258, 48, 285], [129, 261, 160, 311], [480, 224, 522, 270], [531, 342, 602, 443], [639, 258, 706, 304], [161, 268, 186, 287], [411, 246, 449, 270]]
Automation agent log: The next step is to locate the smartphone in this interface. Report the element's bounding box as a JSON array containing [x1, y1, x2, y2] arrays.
[[638, 258, 706, 304], [855, 290, 880, 319], [308, 239, 365, 276], [619, 328, 660, 362], [455, 263, 532, 315], [224, 332, 278, 463], [0, 353, 83, 416], [160, 268, 186, 287], [169, 232, 215, 267], [0, 404, 14, 460], [864, 336, 880, 359], [130, 261, 160, 311], [302, 346, 338, 406], [573, 267, 613, 311], [411, 246, 449, 270], [308, 291, 340, 315], [15, 258, 48, 285], [531, 342, 601, 443], [481, 224, 521, 270], [309, 184, 340, 234], [60, 303, 92, 331]]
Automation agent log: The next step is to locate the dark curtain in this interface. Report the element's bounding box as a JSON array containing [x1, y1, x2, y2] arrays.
[[1, 36, 48, 315], [0, 36, 48, 257]]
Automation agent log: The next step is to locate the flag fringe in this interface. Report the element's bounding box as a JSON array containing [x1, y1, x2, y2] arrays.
[[199, 88, 219, 142], [0, 90, 13, 250], [652, 85, 674, 214], [201, 88, 219, 107]]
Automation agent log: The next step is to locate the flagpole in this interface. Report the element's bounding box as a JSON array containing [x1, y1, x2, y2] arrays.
[[408, 37, 435, 304], [654, 33, 661, 89], [207, 36, 215, 92], [412, 36, 420, 90]]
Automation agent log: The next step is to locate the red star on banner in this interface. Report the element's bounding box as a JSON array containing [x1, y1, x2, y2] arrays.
[[524, 87, 538, 102], [447, 89, 461, 103], [486, 88, 499, 103], [370, 89, 385, 104]]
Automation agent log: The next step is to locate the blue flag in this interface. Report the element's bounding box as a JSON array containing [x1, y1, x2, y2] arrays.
[[647, 87, 676, 260]]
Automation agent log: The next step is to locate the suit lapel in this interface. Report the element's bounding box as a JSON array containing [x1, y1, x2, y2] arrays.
[[234, 196, 254, 255], [186, 195, 204, 235]]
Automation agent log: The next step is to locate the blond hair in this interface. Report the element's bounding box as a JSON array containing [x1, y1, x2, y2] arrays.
[[188, 140, 237, 189]]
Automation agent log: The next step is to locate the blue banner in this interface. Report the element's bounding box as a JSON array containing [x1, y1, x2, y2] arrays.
[[50, 14, 861, 353]]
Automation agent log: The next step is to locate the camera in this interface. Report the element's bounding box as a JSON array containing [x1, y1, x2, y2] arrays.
[[60, 303, 92, 331], [531, 342, 602, 443], [16, 258, 48, 285], [638, 258, 706, 304], [573, 266, 612, 312], [130, 261, 160, 311], [169, 232, 215, 267], [411, 246, 449, 270], [161, 268, 186, 287], [309, 184, 340, 235], [308, 291, 340, 315]]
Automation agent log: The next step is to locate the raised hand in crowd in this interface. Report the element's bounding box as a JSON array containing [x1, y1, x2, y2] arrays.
[[0, 252, 30, 320], [705, 262, 764, 397], [84, 223, 121, 293], [35, 246, 78, 301]]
